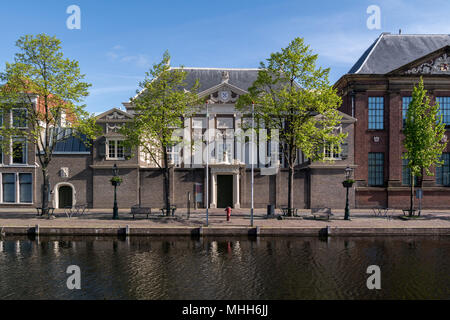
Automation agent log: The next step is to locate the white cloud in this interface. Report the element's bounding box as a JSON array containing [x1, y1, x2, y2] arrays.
[[90, 85, 137, 96], [106, 46, 151, 68]]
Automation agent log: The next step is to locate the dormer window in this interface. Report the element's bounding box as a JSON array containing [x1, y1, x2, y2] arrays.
[[107, 139, 124, 160]]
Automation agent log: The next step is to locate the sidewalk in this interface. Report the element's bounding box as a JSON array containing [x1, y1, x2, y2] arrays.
[[0, 207, 449, 236]]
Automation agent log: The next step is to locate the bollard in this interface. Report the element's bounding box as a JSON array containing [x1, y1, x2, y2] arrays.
[[35, 224, 40, 235]]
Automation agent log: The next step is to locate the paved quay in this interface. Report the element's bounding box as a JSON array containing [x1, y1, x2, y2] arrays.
[[0, 208, 449, 236]]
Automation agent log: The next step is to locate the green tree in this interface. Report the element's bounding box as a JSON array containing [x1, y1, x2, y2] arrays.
[[236, 38, 345, 215], [0, 34, 99, 215], [403, 77, 447, 216], [122, 51, 199, 216]]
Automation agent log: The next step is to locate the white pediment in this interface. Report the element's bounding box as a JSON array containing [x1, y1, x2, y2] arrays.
[[199, 82, 248, 104], [96, 108, 133, 122]]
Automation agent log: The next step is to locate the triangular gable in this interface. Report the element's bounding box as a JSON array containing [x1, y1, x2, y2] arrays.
[[199, 82, 248, 104], [96, 107, 133, 122], [314, 111, 356, 124], [388, 46, 450, 75]]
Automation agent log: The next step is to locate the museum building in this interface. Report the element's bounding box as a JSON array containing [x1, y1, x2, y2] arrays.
[[1, 32, 449, 210]]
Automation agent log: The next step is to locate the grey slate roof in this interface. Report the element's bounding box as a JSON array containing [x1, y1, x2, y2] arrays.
[[175, 68, 260, 92], [53, 128, 90, 153], [348, 33, 450, 74]]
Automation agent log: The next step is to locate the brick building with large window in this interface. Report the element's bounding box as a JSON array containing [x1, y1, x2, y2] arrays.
[[336, 33, 450, 208]]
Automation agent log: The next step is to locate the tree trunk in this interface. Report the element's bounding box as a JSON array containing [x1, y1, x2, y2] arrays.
[[409, 172, 414, 217], [41, 167, 50, 216], [288, 165, 294, 216], [163, 149, 171, 216]]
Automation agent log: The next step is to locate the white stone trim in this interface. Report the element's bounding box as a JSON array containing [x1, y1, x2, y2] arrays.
[[53, 182, 77, 209]]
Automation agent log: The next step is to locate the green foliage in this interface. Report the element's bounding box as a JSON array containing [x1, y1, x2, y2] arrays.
[[403, 77, 447, 214], [110, 176, 123, 184], [0, 34, 100, 162], [236, 37, 346, 167], [122, 50, 200, 168], [403, 77, 447, 177]]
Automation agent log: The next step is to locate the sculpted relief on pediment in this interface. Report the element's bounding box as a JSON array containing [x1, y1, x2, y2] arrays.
[[208, 90, 239, 104], [405, 53, 450, 75]]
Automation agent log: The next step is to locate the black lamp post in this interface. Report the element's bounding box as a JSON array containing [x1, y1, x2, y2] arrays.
[[112, 163, 120, 220], [343, 166, 354, 220]]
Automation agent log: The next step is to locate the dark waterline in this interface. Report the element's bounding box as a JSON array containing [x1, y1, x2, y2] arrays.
[[0, 236, 449, 300]]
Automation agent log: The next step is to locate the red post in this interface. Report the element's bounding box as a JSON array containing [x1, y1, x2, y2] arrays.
[[225, 206, 232, 221]]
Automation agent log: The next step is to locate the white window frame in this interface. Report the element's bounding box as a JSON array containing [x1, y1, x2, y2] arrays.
[[11, 108, 28, 129], [167, 144, 181, 167], [106, 138, 125, 160], [323, 126, 343, 161], [0, 172, 33, 204]]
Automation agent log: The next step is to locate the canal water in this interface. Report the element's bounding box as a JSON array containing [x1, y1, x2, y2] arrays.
[[0, 236, 448, 299]]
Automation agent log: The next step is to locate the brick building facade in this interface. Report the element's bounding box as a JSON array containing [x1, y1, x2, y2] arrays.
[[1, 69, 356, 210], [336, 33, 450, 208]]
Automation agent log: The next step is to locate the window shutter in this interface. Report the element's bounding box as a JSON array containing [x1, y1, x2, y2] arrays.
[[341, 140, 348, 160], [124, 145, 132, 160], [98, 137, 106, 158]]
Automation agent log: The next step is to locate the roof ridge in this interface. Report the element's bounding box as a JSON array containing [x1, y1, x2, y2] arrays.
[[170, 67, 259, 71]]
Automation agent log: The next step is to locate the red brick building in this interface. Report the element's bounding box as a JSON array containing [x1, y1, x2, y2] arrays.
[[336, 33, 450, 209]]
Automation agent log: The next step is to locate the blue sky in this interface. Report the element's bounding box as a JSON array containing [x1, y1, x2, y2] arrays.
[[1, 0, 450, 114]]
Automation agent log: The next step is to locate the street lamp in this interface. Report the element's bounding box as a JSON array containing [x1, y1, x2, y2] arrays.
[[343, 166, 354, 220], [111, 163, 120, 220]]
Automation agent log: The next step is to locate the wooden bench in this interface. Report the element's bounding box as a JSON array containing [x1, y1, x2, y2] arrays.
[[311, 207, 333, 220], [130, 205, 152, 219]]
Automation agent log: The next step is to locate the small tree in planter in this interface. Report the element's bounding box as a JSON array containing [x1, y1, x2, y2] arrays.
[[403, 77, 447, 216]]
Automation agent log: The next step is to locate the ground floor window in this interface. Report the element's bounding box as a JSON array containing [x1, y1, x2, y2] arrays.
[[436, 153, 450, 186], [402, 157, 418, 186], [1, 172, 32, 203], [368, 152, 384, 186], [19, 173, 32, 203], [2, 173, 15, 203]]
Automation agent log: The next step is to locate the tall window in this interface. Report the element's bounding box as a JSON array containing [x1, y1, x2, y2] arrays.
[[0, 136, 3, 164], [323, 126, 342, 160], [12, 138, 27, 164], [368, 97, 384, 130], [368, 152, 384, 186], [402, 157, 418, 186], [167, 144, 181, 167], [107, 139, 124, 160], [436, 153, 450, 186], [436, 97, 450, 127], [19, 173, 32, 203], [12, 108, 28, 128], [402, 96, 412, 128], [2, 173, 15, 203], [216, 117, 234, 163]]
